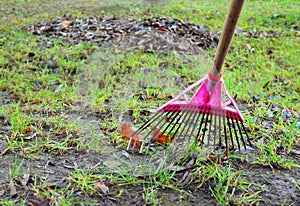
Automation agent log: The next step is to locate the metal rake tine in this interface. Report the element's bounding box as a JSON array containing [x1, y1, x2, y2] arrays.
[[218, 114, 222, 149], [129, 105, 178, 150], [200, 111, 210, 145], [206, 113, 214, 148], [235, 119, 247, 150], [146, 107, 188, 151], [148, 111, 181, 145], [164, 110, 185, 143], [241, 121, 252, 147], [131, 111, 166, 150], [227, 117, 235, 150], [223, 115, 229, 152], [127, 111, 164, 150], [189, 106, 202, 140], [195, 110, 206, 143], [213, 113, 217, 152], [183, 107, 201, 144], [176, 105, 198, 140], [136, 111, 163, 133], [174, 106, 195, 138], [145, 112, 180, 147], [231, 118, 241, 151], [166, 104, 198, 142]]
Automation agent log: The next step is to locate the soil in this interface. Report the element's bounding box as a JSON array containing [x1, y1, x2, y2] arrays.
[[1, 108, 300, 205]]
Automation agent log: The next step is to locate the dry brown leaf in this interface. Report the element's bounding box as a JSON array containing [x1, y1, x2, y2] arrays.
[[95, 181, 109, 194], [152, 127, 175, 145], [120, 123, 142, 148], [178, 18, 185, 25], [62, 20, 71, 29], [24, 125, 35, 134], [158, 27, 167, 31], [223, 149, 228, 157], [208, 156, 218, 163]]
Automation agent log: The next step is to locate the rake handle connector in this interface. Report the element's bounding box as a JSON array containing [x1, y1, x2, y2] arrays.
[[211, 0, 244, 78]]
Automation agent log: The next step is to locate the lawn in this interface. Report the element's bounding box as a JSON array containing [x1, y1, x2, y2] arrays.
[[0, 0, 299, 205]]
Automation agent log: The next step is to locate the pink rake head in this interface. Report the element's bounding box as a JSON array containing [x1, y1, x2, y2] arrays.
[[156, 74, 244, 122], [127, 73, 252, 153]]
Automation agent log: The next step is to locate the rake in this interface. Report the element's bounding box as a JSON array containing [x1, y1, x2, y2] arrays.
[[125, 0, 252, 154]]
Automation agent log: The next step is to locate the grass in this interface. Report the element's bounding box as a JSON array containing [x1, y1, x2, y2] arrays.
[[0, 0, 299, 205]]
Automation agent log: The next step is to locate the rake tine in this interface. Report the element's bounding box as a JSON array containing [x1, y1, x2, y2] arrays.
[[227, 117, 235, 150], [218, 114, 222, 149], [162, 107, 194, 148], [195, 110, 205, 142], [184, 107, 201, 144], [200, 111, 210, 145], [189, 106, 202, 139], [235, 119, 247, 150], [206, 113, 213, 149], [174, 106, 195, 138], [133, 111, 170, 150], [143, 111, 180, 151], [166, 111, 186, 143], [127, 111, 165, 150], [144, 111, 183, 151], [176, 105, 198, 140], [136, 110, 163, 133], [241, 121, 252, 147], [132, 105, 178, 150], [145, 105, 193, 151], [162, 105, 195, 134], [213, 113, 217, 152], [148, 110, 179, 141], [223, 115, 229, 152], [231, 118, 241, 150]]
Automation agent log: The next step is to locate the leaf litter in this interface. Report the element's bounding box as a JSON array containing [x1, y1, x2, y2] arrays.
[[27, 15, 219, 54]]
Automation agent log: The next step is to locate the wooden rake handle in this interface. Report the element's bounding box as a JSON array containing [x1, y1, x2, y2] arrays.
[[210, 0, 244, 79]]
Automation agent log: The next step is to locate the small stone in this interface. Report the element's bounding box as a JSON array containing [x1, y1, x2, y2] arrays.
[[281, 108, 292, 118]]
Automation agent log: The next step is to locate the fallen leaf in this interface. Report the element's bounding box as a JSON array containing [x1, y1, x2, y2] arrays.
[[178, 18, 185, 25], [24, 125, 35, 134], [223, 150, 228, 157], [95, 181, 109, 194], [158, 27, 166, 31], [152, 127, 175, 145], [61, 20, 71, 29], [208, 155, 218, 163], [120, 123, 142, 148]]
